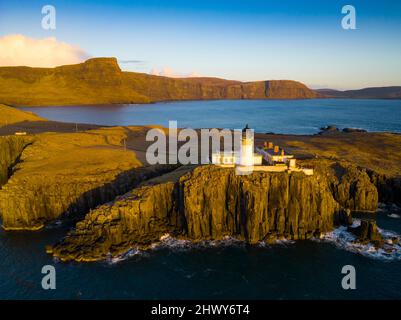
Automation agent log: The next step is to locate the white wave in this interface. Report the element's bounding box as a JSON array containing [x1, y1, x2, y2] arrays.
[[273, 238, 296, 246], [107, 234, 247, 263], [314, 219, 401, 261], [107, 248, 142, 264], [152, 234, 194, 251], [387, 213, 400, 219], [154, 234, 245, 251]]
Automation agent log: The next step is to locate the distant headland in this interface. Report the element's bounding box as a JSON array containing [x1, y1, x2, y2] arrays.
[[0, 57, 399, 107], [0, 57, 322, 106], [1, 106, 401, 262]]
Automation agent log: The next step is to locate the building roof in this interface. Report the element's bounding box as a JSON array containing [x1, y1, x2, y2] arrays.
[[255, 146, 294, 158]]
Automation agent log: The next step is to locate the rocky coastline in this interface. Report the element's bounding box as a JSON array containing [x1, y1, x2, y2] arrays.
[[0, 117, 400, 262]]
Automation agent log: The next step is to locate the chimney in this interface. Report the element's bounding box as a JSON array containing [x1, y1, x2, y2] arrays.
[[274, 145, 279, 153]]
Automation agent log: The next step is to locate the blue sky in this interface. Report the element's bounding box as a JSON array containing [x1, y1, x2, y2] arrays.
[[1, 0, 401, 89]]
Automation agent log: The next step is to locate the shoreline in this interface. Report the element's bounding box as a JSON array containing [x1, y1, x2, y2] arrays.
[[12, 96, 401, 109], [1, 106, 401, 263]]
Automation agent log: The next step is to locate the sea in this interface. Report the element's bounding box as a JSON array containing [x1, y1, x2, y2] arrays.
[[1, 99, 400, 299], [20, 99, 401, 134]]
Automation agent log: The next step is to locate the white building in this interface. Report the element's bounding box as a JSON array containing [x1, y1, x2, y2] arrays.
[[211, 124, 262, 166], [210, 125, 313, 175]]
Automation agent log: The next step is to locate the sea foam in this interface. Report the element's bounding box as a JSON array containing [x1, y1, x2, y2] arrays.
[[314, 219, 401, 261]]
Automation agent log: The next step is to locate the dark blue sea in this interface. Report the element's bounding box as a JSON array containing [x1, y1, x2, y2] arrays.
[[1, 99, 400, 299], [21, 99, 401, 134]]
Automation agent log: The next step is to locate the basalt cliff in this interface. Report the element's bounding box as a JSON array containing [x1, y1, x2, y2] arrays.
[[0, 58, 322, 106], [0, 127, 176, 230], [0, 118, 400, 262], [50, 165, 342, 261]]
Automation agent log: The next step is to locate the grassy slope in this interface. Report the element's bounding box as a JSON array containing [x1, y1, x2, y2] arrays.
[[0, 104, 46, 126], [255, 132, 401, 177], [0, 57, 321, 106]]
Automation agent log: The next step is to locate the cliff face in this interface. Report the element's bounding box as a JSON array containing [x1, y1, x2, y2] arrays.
[[0, 164, 174, 230], [368, 172, 401, 206], [1, 127, 396, 262], [318, 163, 379, 212], [0, 136, 31, 186], [50, 182, 179, 261], [0, 127, 176, 230], [0, 58, 150, 106], [180, 166, 338, 241], [255, 132, 401, 210], [50, 166, 340, 262], [0, 58, 322, 106]]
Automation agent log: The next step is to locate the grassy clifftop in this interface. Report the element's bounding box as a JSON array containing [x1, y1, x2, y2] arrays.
[[0, 104, 46, 126], [0, 57, 322, 106]]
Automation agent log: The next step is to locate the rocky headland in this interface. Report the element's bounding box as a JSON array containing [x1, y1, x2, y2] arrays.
[[0, 126, 176, 230], [49, 164, 345, 262], [0, 58, 322, 106], [0, 110, 400, 261]]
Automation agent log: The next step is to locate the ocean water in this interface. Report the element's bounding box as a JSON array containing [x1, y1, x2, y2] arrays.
[[0, 210, 401, 300], [20, 99, 401, 134], [2, 99, 401, 300]]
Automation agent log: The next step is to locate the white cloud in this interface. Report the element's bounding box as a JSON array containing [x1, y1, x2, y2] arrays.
[[150, 67, 201, 78], [0, 34, 89, 67]]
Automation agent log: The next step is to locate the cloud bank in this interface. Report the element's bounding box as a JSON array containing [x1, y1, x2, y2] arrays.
[[150, 67, 201, 78], [0, 34, 89, 67]]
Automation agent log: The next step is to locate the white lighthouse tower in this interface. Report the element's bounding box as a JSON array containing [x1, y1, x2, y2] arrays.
[[239, 124, 254, 167]]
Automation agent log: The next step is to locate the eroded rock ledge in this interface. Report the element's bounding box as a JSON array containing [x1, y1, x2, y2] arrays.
[[50, 165, 344, 261]]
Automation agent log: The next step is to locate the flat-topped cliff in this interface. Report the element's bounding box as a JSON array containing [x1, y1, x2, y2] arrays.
[[0, 58, 322, 106]]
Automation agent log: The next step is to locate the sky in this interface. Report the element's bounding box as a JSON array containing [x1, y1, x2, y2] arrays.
[[0, 0, 401, 89]]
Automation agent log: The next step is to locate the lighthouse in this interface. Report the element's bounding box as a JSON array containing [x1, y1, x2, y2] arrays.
[[239, 124, 254, 166]]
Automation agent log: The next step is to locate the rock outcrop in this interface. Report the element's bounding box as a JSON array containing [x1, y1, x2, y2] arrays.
[[349, 220, 383, 246], [328, 163, 379, 212], [50, 166, 341, 261], [50, 182, 179, 261], [0, 58, 322, 106]]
